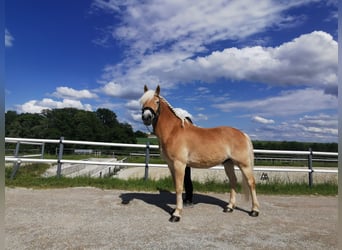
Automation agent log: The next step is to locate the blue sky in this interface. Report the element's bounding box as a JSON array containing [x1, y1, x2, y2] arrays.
[[5, 0, 338, 142]]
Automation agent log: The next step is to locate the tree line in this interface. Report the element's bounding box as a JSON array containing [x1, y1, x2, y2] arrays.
[[252, 140, 337, 153], [5, 108, 140, 143]]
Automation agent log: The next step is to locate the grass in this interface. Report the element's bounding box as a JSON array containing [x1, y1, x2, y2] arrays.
[[5, 163, 337, 196]]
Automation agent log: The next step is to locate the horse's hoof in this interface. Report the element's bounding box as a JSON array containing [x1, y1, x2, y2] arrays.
[[170, 208, 176, 215], [169, 215, 181, 222], [249, 210, 259, 217], [223, 207, 234, 213]]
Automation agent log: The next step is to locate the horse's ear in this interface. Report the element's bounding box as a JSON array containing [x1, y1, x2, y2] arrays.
[[144, 85, 148, 92], [155, 85, 160, 96]]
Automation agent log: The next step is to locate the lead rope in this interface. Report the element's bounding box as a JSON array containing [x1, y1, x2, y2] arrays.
[[145, 125, 153, 134]]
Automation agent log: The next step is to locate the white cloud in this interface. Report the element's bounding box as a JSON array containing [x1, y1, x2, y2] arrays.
[[170, 31, 337, 91], [97, 31, 337, 100], [99, 81, 142, 98], [16, 98, 93, 113], [16, 100, 48, 114], [214, 88, 337, 117], [252, 116, 275, 124], [250, 113, 338, 142], [5, 29, 14, 47], [196, 87, 211, 95], [125, 99, 140, 110], [93, 0, 336, 99], [131, 112, 142, 123], [52, 87, 98, 99], [195, 113, 208, 121], [298, 114, 338, 127], [125, 99, 141, 121], [93, 0, 317, 55]]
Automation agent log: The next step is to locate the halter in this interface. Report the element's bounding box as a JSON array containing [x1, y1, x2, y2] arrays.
[[141, 106, 158, 119], [141, 96, 161, 130]]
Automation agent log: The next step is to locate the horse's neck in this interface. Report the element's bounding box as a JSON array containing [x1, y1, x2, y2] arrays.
[[153, 101, 180, 141]]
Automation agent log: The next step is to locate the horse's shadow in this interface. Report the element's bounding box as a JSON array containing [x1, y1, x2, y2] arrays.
[[119, 189, 250, 216]]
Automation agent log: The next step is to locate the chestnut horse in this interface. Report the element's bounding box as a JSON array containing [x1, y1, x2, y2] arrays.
[[140, 85, 260, 222]]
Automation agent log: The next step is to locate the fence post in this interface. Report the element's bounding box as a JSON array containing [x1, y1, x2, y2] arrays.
[[41, 142, 45, 159], [308, 148, 313, 188], [10, 141, 21, 179], [144, 141, 150, 180], [56, 137, 64, 178]]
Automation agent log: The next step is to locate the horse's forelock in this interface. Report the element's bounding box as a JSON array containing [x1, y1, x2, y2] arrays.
[[139, 90, 157, 106]]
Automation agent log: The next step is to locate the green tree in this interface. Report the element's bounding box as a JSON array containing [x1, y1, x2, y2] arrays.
[[96, 108, 119, 127], [5, 108, 139, 154], [73, 111, 103, 141], [5, 112, 45, 138], [134, 130, 147, 138]]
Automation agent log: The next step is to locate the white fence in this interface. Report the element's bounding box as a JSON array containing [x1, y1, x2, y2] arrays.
[[5, 137, 338, 186]]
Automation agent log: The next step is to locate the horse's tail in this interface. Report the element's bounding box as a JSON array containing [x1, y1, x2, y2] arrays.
[[246, 133, 255, 171], [242, 133, 254, 201]]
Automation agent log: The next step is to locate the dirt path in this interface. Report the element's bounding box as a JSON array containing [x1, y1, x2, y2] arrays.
[[5, 187, 337, 249]]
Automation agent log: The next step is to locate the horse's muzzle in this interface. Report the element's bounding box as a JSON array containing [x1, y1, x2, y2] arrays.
[[142, 108, 154, 126]]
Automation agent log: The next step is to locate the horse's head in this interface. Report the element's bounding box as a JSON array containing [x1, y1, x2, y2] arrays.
[[140, 85, 161, 126]]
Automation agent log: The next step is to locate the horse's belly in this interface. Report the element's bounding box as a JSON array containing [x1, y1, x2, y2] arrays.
[[187, 152, 227, 168]]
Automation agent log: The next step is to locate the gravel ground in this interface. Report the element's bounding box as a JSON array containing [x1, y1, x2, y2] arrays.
[[5, 187, 337, 250]]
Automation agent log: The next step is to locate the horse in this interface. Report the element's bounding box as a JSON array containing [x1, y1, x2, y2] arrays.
[[140, 85, 260, 222]]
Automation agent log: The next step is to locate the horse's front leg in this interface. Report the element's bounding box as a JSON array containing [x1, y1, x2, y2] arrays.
[[169, 161, 186, 222]]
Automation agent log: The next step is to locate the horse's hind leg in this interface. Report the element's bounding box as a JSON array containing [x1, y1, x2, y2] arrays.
[[239, 164, 260, 217], [223, 160, 237, 213]]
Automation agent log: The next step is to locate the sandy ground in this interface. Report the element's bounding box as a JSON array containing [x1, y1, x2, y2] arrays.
[[5, 187, 337, 250]]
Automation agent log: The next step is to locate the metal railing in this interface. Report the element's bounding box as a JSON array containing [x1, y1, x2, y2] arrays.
[[5, 137, 338, 186]]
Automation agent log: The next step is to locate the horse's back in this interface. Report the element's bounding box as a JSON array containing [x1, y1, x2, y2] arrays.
[[188, 125, 249, 146]]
